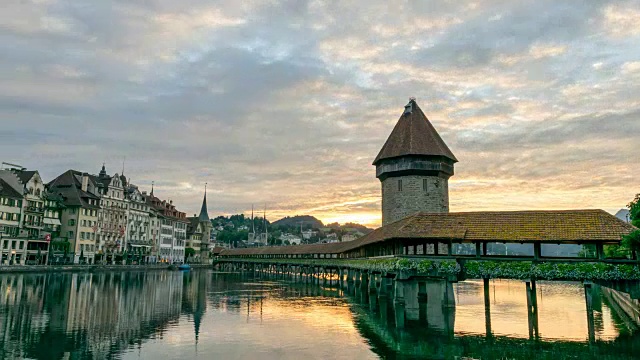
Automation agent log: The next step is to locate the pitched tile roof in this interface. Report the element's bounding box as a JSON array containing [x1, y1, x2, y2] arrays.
[[220, 209, 637, 256], [47, 170, 100, 209], [354, 209, 636, 246], [187, 216, 201, 235], [373, 99, 457, 165], [0, 178, 23, 199], [12, 170, 36, 185]]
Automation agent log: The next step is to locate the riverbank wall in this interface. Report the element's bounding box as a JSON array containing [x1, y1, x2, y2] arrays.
[[0, 263, 212, 274]]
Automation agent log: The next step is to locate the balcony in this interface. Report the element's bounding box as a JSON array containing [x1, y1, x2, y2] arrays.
[[25, 206, 44, 213]]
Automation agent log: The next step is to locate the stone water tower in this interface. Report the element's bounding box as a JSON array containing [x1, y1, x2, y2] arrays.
[[374, 98, 457, 226]]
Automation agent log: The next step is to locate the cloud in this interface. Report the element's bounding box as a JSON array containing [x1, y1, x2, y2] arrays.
[[0, 0, 638, 227]]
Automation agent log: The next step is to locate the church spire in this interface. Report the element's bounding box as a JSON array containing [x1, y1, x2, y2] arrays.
[[198, 183, 210, 222], [99, 163, 107, 178]]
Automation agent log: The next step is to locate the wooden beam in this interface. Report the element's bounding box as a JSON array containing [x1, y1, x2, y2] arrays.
[[533, 243, 542, 260], [596, 243, 604, 260]]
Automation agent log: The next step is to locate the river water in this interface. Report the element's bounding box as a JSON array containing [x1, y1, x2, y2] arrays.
[[1, 270, 639, 359]]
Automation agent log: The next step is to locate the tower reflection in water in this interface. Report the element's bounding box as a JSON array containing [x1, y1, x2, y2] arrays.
[[1, 271, 640, 360]]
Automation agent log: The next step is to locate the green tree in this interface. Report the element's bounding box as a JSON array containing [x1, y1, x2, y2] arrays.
[[604, 244, 630, 259], [628, 193, 640, 227], [185, 247, 196, 261], [622, 230, 640, 260]]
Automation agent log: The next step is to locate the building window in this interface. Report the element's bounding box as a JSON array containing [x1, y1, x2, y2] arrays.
[[68, 231, 74, 239], [423, 179, 428, 192], [19, 241, 24, 250], [398, 179, 402, 192]]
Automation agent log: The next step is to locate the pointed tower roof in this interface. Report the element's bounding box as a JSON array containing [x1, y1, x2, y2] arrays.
[[99, 163, 107, 178], [198, 184, 210, 222], [373, 99, 457, 165]]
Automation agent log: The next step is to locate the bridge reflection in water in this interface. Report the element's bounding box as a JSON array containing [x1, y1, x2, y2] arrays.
[[1, 270, 640, 359], [243, 267, 640, 359]]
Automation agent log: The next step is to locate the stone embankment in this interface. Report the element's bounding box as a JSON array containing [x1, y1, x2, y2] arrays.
[[0, 263, 211, 273]]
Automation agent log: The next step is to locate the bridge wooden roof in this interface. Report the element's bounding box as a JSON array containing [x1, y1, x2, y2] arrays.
[[220, 209, 636, 256], [355, 209, 635, 245]]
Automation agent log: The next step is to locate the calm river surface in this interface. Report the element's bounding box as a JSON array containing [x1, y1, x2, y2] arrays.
[[1, 270, 639, 359]]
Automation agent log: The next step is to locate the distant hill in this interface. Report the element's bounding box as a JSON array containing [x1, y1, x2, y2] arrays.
[[326, 222, 375, 234], [272, 215, 324, 229], [615, 209, 630, 223]]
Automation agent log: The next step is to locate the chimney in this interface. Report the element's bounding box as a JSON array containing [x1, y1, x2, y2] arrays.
[[81, 174, 89, 192]]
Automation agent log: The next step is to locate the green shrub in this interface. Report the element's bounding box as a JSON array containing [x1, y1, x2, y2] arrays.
[[220, 258, 640, 281]]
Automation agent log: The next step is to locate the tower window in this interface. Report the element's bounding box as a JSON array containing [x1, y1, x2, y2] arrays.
[[423, 179, 428, 192], [398, 179, 402, 192]]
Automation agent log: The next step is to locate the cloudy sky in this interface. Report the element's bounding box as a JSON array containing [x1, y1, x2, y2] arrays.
[[1, 0, 639, 227]]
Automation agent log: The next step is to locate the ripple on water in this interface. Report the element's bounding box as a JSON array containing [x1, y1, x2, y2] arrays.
[[1, 272, 639, 360]]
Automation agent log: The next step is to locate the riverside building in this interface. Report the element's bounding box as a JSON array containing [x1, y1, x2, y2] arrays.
[[48, 170, 101, 264], [146, 188, 189, 263], [96, 165, 129, 261]]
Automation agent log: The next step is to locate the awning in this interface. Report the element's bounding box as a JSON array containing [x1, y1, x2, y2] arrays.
[[43, 218, 62, 226]]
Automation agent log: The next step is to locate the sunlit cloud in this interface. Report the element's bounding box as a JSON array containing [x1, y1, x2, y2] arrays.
[[0, 0, 638, 229]]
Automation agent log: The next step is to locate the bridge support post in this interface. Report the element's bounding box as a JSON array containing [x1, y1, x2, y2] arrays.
[[394, 279, 406, 328], [526, 280, 539, 339], [418, 281, 428, 324], [403, 280, 420, 321], [369, 273, 378, 312], [444, 280, 455, 308], [360, 271, 369, 303], [378, 276, 389, 322], [484, 278, 492, 338], [584, 282, 596, 343]]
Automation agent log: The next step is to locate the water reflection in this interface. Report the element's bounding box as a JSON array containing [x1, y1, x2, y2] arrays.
[[1, 271, 640, 359]]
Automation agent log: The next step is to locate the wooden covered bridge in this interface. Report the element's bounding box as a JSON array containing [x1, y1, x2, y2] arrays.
[[219, 209, 637, 262]]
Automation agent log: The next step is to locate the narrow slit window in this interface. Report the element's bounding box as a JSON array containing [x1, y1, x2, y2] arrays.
[[423, 179, 428, 192], [398, 179, 402, 191]]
